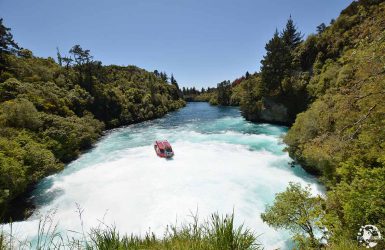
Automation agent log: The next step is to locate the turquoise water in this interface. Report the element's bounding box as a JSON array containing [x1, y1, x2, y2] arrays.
[[8, 102, 322, 249]]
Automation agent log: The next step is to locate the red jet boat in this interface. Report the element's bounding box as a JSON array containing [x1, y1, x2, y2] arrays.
[[154, 140, 174, 158]]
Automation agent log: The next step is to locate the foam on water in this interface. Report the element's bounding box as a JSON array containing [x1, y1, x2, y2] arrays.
[[4, 103, 322, 249]]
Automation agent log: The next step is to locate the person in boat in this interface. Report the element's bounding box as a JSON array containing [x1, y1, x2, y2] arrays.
[[154, 140, 174, 158]]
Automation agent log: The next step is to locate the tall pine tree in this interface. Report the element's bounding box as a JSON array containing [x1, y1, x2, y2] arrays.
[[160, 72, 168, 82], [260, 17, 303, 95], [170, 74, 182, 99], [260, 30, 289, 94], [170, 74, 177, 86], [281, 16, 303, 73], [0, 18, 19, 74], [282, 16, 303, 50]]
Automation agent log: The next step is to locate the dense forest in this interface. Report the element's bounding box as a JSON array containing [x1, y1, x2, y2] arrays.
[[0, 19, 185, 220], [182, 76, 247, 106], [282, 0, 385, 247], [191, 0, 385, 248]]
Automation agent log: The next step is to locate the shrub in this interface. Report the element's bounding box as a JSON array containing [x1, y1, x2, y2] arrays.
[[0, 98, 42, 130]]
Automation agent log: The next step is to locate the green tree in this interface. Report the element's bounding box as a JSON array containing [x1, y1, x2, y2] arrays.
[[0, 152, 26, 212], [170, 74, 176, 85], [56, 47, 63, 66], [69, 44, 92, 66], [62, 56, 73, 69], [281, 16, 303, 76], [0, 18, 19, 74], [261, 183, 324, 247], [316, 23, 327, 34], [260, 17, 303, 95], [0, 18, 19, 55], [17, 49, 33, 58], [160, 72, 168, 82], [0, 98, 42, 130], [216, 80, 232, 106], [239, 74, 263, 118], [260, 30, 289, 94], [69, 45, 96, 91], [282, 16, 303, 50], [0, 78, 21, 102], [325, 165, 385, 238], [170, 74, 182, 99]]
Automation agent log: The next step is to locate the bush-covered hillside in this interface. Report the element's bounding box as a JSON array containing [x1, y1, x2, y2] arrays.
[[194, 0, 385, 247], [283, 0, 385, 241], [232, 0, 385, 246], [0, 19, 185, 220]]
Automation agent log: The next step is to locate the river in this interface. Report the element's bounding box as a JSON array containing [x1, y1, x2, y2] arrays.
[[6, 102, 322, 249]]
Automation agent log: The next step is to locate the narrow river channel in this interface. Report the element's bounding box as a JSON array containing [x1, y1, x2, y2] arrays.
[[8, 102, 323, 249]]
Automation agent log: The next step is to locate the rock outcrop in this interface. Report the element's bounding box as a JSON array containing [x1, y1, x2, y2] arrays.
[[243, 97, 292, 125]]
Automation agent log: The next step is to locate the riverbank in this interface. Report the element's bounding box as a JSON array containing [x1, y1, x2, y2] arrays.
[[0, 25, 187, 219], [3, 103, 322, 248], [1, 101, 185, 223]]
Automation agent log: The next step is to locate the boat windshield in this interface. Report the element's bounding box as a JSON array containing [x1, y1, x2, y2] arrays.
[[165, 147, 172, 152]]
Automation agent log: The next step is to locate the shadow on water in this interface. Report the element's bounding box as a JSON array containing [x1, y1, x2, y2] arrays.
[[2, 167, 64, 222], [32, 177, 64, 207], [1, 186, 36, 223]]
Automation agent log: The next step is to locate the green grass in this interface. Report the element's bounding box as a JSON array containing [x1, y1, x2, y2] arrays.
[[87, 213, 260, 250], [0, 212, 261, 250], [0, 211, 375, 249]]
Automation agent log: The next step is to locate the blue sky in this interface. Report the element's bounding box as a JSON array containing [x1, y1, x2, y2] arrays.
[[1, 0, 352, 88]]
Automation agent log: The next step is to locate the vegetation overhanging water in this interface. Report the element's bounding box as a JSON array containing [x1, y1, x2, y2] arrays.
[[3, 103, 323, 249]]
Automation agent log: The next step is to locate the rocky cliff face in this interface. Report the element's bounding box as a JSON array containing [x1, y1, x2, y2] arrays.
[[244, 97, 291, 125]]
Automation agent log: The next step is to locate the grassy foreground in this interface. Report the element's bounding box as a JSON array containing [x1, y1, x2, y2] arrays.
[[0, 212, 261, 250]]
